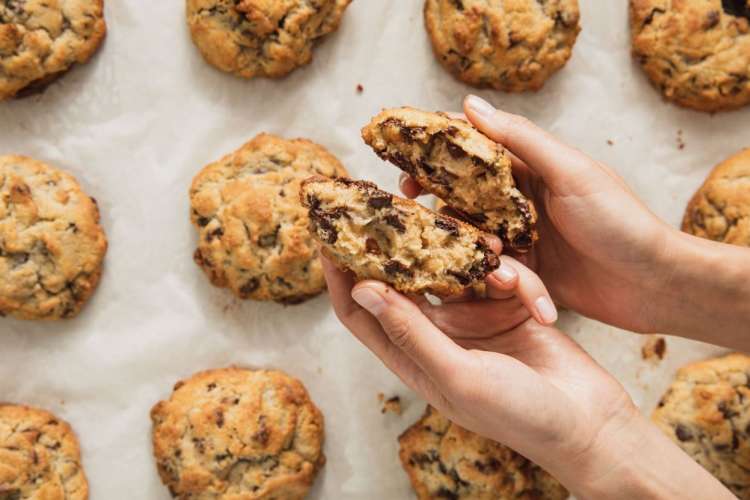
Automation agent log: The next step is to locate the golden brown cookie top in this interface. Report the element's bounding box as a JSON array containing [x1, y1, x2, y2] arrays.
[[424, 0, 580, 92], [186, 0, 351, 79], [0, 155, 107, 320], [190, 134, 347, 304], [362, 107, 537, 251], [398, 406, 568, 500], [630, 0, 750, 112], [150, 367, 325, 500], [652, 353, 750, 498], [682, 148, 750, 247], [0, 0, 106, 100], [0, 404, 89, 500]]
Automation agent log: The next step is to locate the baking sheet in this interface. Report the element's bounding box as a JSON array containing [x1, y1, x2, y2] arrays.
[[0, 1, 745, 498]]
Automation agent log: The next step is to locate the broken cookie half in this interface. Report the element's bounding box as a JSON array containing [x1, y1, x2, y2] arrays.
[[362, 107, 538, 251], [300, 177, 499, 296]]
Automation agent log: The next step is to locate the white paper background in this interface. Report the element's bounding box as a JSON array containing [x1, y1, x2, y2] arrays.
[[0, 1, 745, 498]]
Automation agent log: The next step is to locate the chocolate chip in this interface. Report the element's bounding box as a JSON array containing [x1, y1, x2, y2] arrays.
[[387, 152, 416, 176], [253, 416, 270, 445], [384, 260, 413, 277], [445, 141, 466, 159], [206, 227, 224, 242], [722, 0, 750, 20], [384, 214, 407, 233], [207, 383, 216, 391], [704, 10, 721, 29], [436, 487, 459, 500], [512, 232, 533, 250], [474, 457, 501, 474], [435, 217, 459, 236], [400, 126, 426, 143], [642, 7, 666, 26], [239, 278, 260, 296], [365, 238, 381, 255], [675, 424, 693, 441], [67, 222, 78, 233], [215, 409, 224, 428], [368, 193, 393, 209], [448, 270, 472, 286], [259, 226, 280, 248], [197, 216, 210, 227]]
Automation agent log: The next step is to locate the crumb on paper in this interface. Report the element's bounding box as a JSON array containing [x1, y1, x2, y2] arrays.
[[377, 393, 402, 415], [356, 84, 364, 94], [606, 139, 614, 146], [642, 336, 667, 362], [676, 130, 685, 150]]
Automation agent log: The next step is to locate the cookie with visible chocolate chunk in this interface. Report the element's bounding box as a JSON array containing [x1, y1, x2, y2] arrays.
[[0, 155, 108, 320], [0, 0, 106, 100], [186, 0, 351, 79], [682, 148, 750, 247], [399, 406, 568, 500], [362, 107, 537, 251], [424, 0, 580, 92], [630, 0, 750, 112], [300, 176, 500, 297], [150, 367, 325, 500], [0, 404, 89, 499], [190, 134, 348, 304], [652, 353, 750, 499]]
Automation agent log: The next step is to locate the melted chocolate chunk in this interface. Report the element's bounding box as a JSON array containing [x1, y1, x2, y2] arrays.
[[722, 0, 750, 20], [435, 217, 459, 236], [368, 193, 393, 209], [384, 214, 407, 233], [675, 424, 694, 442], [365, 238, 381, 255], [445, 141, 467, 159], [384, 260, 413, 277]]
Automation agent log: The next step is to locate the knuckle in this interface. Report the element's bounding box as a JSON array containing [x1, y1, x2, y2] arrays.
[[384, 315, 414, 351]]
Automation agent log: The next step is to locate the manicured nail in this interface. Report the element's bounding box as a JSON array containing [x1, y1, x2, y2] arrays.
[[398, 173, 410, 192], [493, 266, 517, 285], [534, 297, 558, 324], [352, 287, 387, 316], [465, 95, 496, 119]]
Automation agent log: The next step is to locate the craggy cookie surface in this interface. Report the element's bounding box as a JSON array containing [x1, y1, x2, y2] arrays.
[[682, 148, 750, 247], [652, 353, 750, 499], [151, 367, 325, 500], [399, 406, 568, 500], [362, 107, 537, 251], [0, 404, 89, 500], [186, 0, 351, 79], [0, 0, 106, 100], [190, 134, 348, 304], [0, 155, 107, 320], [630, 0, 750, 112], [300, 177, 500, 296], [424, 0, 580, 92]]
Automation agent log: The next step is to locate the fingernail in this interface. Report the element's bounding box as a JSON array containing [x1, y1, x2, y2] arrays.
[[493, 266, 517, 285], [352, 287, 387, 316], [465, 95, 496, 119], [398, 173, 409, 191], [534, 297, 558, 324]]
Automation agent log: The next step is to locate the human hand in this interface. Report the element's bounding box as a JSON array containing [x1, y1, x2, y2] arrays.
[[322, 258, 733, 499], [399, 95, 677, 334]]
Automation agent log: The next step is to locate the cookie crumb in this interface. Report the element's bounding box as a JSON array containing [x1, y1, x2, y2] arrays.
[[378, 393, 402, 415], [642, 335, 667, 362], [676, 130, 685, 150], [356, 84, 364, 94], [606, 139, 614, 146]]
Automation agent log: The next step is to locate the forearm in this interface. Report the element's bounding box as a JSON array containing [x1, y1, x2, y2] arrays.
[[651, 230, 750, 349], [551, 412, 734, 500]]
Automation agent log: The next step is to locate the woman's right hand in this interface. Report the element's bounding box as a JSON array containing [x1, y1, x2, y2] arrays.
[[400, 95, 750, 346]]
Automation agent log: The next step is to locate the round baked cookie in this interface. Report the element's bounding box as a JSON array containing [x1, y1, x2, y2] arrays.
[[0, 404, 89, 499], [0, 155, 107, 320], [652, 353, 750, 499], [190, 134, 347, 304], [186, 0, 351, 79], [630, 0, 750, 112], [151, 367, 325, 499], [0, 0, 106, 100], [424, 0, 581, 92], [682, 148, 750, 247], [398, 406, 568, 500]]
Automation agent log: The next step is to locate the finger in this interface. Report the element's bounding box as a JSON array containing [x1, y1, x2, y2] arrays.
[[399, 174, 423, 198], [486, 256, 558, 325], [350, 280, 469, 386], [321, 258, 441, 397], [463, 95, 596, 195], [416, 297, 530, 339]]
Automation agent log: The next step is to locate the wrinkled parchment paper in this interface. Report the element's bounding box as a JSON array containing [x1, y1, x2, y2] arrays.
[[0, 1, 745, 498]]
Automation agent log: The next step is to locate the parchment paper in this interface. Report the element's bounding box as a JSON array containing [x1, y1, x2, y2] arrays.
[[0, 1, 745, 498]]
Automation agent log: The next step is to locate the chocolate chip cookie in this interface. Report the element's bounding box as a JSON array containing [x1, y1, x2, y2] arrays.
[[682, 148, 750, 247], [424, 0, 580, 92], [300, 176, 500, 296], [190, 134, 348, 304], [630, 0, 750, 112], [186, 0, 351, 79], [0, 0, 106, 100], [652, 353, 750, 499], [151, 367, 325, 500], [399, 406, 568, 500], [0, 155, 107, 320], [362, 107, 537, 251], [0, 404, 89, 499]]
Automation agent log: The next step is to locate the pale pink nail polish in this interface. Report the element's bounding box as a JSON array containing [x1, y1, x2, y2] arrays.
[[534, 297, 558, 324], [465, 95, 496, 119], [493, 266, 517, 285], [352, 288, 386, 316]]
